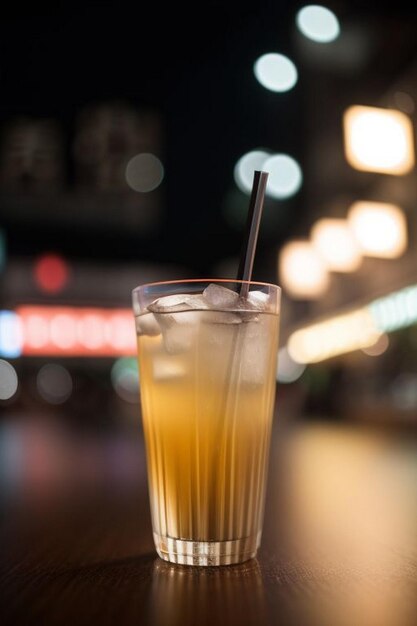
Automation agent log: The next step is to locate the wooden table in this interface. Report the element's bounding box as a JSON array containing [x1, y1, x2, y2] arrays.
[[1, 416, 416, 625]]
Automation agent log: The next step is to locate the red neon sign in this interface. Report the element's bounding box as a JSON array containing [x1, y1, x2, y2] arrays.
[[17, 306, 136, 357]]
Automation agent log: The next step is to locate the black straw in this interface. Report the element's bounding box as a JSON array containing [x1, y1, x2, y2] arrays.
[[236, 170, 269, 298]]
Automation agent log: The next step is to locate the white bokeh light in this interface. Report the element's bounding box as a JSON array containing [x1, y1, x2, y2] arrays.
[[264, 154, 303, 199], [37, 364, 73, 404], [0, 359, 18, 400], [277, 347, 306, 383], [234, 150, 270, 194], [254, 53, 298, 93], [125, 153, 164, 192], [296, 5, 340, 43]]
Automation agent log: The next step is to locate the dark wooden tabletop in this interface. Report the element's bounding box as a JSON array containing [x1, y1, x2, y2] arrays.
[[1, 415, 416, 626]]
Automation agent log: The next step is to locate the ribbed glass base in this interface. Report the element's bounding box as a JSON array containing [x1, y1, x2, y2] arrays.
[[153, 532, 260, 566]]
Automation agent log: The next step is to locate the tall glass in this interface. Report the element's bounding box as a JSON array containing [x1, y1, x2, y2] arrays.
[[132, 279, 281, 565]]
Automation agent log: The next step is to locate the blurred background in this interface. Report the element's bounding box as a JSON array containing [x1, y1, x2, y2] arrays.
[[1, 1, 417, 557]]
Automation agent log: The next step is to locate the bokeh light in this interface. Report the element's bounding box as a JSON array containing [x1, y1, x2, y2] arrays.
[[393, 91, 415, 115], [343, 105, 414, 174], [369, 285, 417, 333], [362, 333, 389, 357], [111, 357, 139, 403], [125, 153, 164, 192], [36, 364, 73, 404], [234, 150, 270, 194], [311, 218, 362, 272], [106, 314, 136, 352], [0, 311, 23, 358], [277, 347, 306, 383], [77, 314, 105, 349], [296, 5, 340, 43], [49, 314, 77, 349], [253, 53, 298, 93], [288, 308, 382, 363], [0, 359, 19, 400], [34, 254, 70, 294], [348, 201, 407, 259], [25, 314, 51, 350], [390, 373, 417, 410], [17, 306, 136, 357], [279, 240, 329, 299], [264, 154, 302, 199]]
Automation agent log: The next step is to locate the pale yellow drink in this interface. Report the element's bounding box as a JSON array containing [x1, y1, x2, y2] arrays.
[[134, 281, 280, 565]]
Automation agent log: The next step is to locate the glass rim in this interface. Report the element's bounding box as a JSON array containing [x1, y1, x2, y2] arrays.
[[132, 278, 281, 294]]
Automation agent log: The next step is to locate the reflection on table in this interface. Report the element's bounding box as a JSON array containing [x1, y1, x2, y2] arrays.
[[1, 412, 416, 626]]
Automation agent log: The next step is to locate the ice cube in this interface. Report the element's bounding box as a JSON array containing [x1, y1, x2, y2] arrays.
[[199, 313, 243, 371], [135, 312, 161, 336], [247, 290, 269, 310], [240, 317, 271, 385], [152, 356, 186, 381], [148, 293, 209, 314], [148, 294, 193, 313], [155, 310, 200, 354], [203, 283, 239, 309], [185, 294, 209, 310], [232, 290, 270, 321]]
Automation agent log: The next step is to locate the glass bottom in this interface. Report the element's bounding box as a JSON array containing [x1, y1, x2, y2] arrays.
[[153, 531, 261, 566]]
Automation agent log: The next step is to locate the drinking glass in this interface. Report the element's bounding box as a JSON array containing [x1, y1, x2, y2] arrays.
[[133, 279, 281, 565]]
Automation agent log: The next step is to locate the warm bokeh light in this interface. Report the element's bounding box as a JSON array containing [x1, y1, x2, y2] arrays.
[[277, 347, 306, 383], [311, 218, 362, 272], [76, 314, 106, 349], [50, 314, 77, 349], [34, 253, 70, 294], [348, 201, 407, 258], [0, 359, 18, 400], [362, 333, 389, 357], [253, 53, 298, 93], [343, 105, 414, 174], [279, 240, 329, 299], [37, 364, 73, 404], [296, 5, 340, 43], [288, 308, 382, 363], [281, 282, 417, 364], [125, 153, 164, 192], [264, 154, 302, 199], [234, 150, 270, 194], [25, 314, 49, 349]]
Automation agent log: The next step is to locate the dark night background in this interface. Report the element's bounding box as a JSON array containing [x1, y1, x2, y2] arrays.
[[2, 1, 415, 274]]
